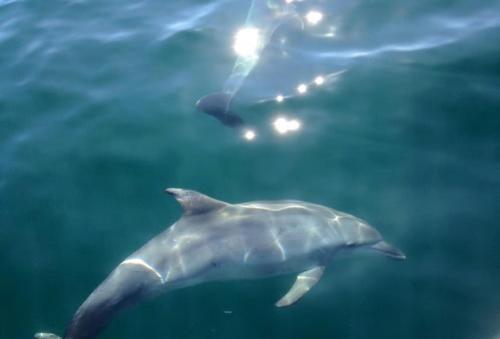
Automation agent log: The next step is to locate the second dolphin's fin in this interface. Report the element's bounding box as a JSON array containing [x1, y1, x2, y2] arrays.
[[275, 266, 325, 307], [165, 188, 229, 216], [196, 92, 245, 129]]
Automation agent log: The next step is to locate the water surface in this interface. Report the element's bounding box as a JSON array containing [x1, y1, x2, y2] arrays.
[[1, 0, 500, 338]]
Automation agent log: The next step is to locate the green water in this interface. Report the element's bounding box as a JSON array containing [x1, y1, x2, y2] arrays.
[[1, 0, 500, 338]]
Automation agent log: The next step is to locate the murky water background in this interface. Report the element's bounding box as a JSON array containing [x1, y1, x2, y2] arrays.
[[1, 0, 500, 338]]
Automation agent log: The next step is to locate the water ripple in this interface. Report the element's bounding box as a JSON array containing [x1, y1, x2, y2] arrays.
[[311, 37, 456, 60], [0, 0, 22, 7], [157, 2, 222, 42], [295, 9, 500, 61]]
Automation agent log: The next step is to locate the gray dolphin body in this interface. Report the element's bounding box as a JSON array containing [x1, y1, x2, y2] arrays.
[[36, 188, 405, 339]]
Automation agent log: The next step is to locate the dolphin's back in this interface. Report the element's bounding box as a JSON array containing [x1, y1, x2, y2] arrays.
[[239, 200, 383, 245]]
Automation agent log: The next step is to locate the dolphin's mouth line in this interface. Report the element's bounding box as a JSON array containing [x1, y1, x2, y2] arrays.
[[121, 258, 165, 284]]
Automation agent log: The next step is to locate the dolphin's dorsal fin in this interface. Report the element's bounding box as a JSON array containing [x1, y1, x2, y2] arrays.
[[165, 188, 228, 216]]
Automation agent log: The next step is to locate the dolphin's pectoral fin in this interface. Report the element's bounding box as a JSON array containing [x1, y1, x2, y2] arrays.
[[275, 266, 325, 307], [165, 188, 229, 216]]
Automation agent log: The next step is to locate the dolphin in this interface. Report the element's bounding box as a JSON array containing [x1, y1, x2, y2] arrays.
[[197, 0, 301, 128], [36, 188, 405, 339]]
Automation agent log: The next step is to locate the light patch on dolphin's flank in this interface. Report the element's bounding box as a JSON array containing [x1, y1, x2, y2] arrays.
[[243, 251, 251, 263], [173, 245, 187, 276], [329, 215, 343, 239], [305, 227, 325, 250], [270, 229, 286, 261], [177, 234, 200, 246], [240, 203, 309, 212], [337, 216, 354, 245], [34, 333, 61, 339], [121, 258, 165, 284], [164, 268, 172, 283], [357, 221, 363, 241]]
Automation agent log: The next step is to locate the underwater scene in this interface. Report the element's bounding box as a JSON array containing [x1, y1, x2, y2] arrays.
[[1, 0, 499, 338]]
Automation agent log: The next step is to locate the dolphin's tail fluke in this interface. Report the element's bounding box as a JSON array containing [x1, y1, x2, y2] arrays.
[[371, 241, 406, 260], [34, 332, 61, 339]]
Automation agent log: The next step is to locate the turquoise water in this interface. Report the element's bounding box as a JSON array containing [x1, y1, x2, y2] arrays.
[[1, 0, 500, 338]]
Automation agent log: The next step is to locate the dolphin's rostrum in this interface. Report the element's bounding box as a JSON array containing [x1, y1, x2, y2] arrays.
[[36, 188, 405, 339]]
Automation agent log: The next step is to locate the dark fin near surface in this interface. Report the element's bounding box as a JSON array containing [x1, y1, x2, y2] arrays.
[[165, 188, 229, 216], [371, 241, 406, 260], [196, 92, 245, 128]]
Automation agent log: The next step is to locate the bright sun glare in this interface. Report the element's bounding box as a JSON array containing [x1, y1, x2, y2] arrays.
[[233, 27, 261, 58], [305, 10, 323, 25], [273, 117, 301, 135], [243, 129, 256, 141]]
